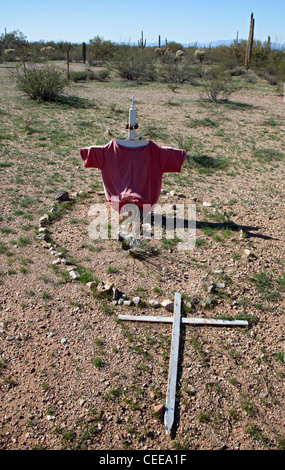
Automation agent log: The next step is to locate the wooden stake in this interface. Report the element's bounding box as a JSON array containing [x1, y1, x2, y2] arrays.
[[164, 292, 181, 435]]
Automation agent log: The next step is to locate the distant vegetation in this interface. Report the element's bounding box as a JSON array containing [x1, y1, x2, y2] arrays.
[[1, 29, 284, 102]]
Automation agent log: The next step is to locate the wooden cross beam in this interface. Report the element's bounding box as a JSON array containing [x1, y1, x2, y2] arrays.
[[118, 292, 248, 435]]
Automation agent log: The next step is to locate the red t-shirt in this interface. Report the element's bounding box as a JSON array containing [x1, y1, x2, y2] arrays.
[[80, 139, 186, 211]]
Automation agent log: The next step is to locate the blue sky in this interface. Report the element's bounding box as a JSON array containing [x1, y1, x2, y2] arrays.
[[1, 0, 284, 45]]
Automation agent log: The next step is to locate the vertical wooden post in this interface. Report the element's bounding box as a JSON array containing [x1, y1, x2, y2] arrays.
[[67, 43, 71, 79]]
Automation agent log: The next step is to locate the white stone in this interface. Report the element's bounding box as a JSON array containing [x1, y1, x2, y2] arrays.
[[87, 281, 97, 290], [39, 214, 49, 226], [216, 282, 226, 289], [66, 265, 78, 271], [69, 270, 80, 280], [161, 299, 174, 312], [97, 282, 114, 293]]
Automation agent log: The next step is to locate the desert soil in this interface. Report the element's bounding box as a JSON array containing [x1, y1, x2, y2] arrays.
[[0, 61, 284, 451]]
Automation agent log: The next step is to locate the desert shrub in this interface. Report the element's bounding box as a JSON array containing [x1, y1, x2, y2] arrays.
[[87, 36, 116, 65], [116, 54, 157, 81], [159, 61, 193, 83], [90, 69, 110, 81], [69, 70, 89, 82], [265, 73, 280, 85], [255, 56, 284, 84], [69, 69, 109, 82], [247, 42, 285, 82], [244, 72, 257, 83], [201, 66, 241, 102], [16, 64, 68, 101], [229, 66, 247, 76]]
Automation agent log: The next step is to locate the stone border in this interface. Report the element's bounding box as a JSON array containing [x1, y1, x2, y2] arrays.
[[36, 192, 175, 313]]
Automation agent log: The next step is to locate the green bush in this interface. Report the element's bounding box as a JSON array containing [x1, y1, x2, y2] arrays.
[[97, 69, 110, 81], [69, 69, 109, 82], [201, 66, 241, 102], [116, 53, 157, 81], [16, 64, 68, 101], [159, 62, 193, 83], [88, 69, 110, 81], [69, 70, 89, 82], [229, 66, 247, 76]]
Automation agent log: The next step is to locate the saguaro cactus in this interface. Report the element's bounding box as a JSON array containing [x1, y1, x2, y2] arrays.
[[245, 13, 254, 70], [82, 42, 86, 64], [138, 31, 146, 52]]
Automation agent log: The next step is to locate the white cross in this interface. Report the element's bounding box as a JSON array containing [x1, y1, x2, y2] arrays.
[[116, 97, 149, 148], [118, 292, 248, 435]]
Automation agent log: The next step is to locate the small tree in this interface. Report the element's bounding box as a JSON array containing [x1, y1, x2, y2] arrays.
[[15, 64, 68, 101], [88, 36, 116, 65]]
